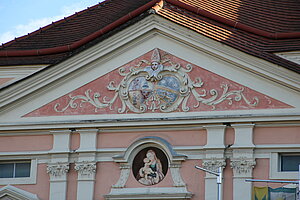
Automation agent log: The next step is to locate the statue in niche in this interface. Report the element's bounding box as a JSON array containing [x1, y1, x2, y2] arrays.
[[133, 147, 168, 186]]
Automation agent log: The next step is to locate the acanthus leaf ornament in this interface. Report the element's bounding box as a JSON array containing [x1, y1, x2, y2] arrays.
[[54, 48, 259, 114]]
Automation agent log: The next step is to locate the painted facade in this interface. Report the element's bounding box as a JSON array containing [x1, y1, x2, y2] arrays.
[[0, 3, 300, 200]]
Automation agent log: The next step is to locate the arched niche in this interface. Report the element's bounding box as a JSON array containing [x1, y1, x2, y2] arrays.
[[105, 136, 192, 200]]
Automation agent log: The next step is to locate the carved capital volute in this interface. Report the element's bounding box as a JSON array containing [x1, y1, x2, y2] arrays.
[[74, 161, 96, 176], [47, 163, 69, 177], [230, 158, 256, 177], [202, 158, 226, 173]]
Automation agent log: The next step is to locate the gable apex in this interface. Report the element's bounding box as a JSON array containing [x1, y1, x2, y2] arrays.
[[24, 48, 292, 117]]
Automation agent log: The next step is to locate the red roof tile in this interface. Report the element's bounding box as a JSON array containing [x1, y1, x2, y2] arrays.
[[0, 0, 299, 74]]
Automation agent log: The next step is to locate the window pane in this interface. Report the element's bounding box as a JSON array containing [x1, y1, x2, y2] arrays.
[[0, 163, 14, 178], [15, 163, 31, 177], [281, 155, 300, 171]]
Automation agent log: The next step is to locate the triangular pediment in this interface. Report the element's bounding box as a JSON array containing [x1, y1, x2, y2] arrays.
[[0, 185, 39, 200], [0, 16, 299, 127], [24, 48, 292, 117]]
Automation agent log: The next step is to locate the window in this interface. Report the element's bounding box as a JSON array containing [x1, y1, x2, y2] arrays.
[[270, 153, 300, 179], [0, 159, 37, 185], [280, 154, 300, 172], [0, 160, 31, 178]]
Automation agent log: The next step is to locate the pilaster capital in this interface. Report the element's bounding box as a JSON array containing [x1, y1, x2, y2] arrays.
[[202, 158, 226, 173], [47, 163, 69, 177], [74, 161, 97, 177], [230, 158, 256, 177]]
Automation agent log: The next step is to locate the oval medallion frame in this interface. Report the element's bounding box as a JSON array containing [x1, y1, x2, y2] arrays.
[[132, 147, 168, 186]]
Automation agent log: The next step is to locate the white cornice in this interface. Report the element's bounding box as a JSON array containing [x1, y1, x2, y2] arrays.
[[276, 51, 300, 65], [1, 15, 300, 110], [0, 15, 299, 130]]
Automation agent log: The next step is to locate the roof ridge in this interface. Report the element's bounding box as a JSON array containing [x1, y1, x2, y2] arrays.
[[0, 0, 110, 48], [0, 0, 161, 57]]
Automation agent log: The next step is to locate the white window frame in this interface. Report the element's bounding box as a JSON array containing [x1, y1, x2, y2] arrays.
[[270, 152, 299, 179], [0, 159, 37, 185]]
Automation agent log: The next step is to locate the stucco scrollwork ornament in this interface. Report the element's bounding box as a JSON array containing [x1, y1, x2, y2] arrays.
[[202, 158, 226, 173], [74, 161, 96, 176], [230, 158, 256, 175], [54, 48, 259, 114], [47, 163, 69, 177], [112, 164, 131, 188], [170, 163, 186, 187]]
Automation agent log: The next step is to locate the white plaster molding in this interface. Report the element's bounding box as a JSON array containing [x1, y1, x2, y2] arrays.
[[104, 187, 192, 200], [270, 152, 300, 179], [230, 158, 256, 177], [75, 161, 97, 200], [203, 125, 226, 149], [74, 161, 96, 178], [202, 158, 226, 174], [170, 164, 186, 187], [50, 130, 71, 153], [0, 159, 37, 185], [46, 163, 69, 178], [0, 185, 40, 200], [112, 164, 131, 188], [231, 123, 255, 148], [276, 51, 300, 65], [110, 136, 191, 196], [77, 129, 98, 152]]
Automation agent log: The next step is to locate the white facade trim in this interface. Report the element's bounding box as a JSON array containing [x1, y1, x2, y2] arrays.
[[0, 185, 40, 200], [0, 159, 37, 185], [105, 187, 192, 200], [269, 152, 300, 179]]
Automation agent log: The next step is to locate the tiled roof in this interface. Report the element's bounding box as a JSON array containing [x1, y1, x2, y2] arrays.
[[0, 0, 300, 74]]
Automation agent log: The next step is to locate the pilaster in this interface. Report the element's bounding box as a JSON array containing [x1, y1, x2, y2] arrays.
[[75, 129, 98, 200], [231, 123, 256, 200], [203, 124, 226, 200], [48, 130, 71, 200]]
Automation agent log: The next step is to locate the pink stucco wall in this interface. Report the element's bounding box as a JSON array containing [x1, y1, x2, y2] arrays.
[[70, 132, 80, 151], [98, 129, 207, 148], [0, 135, 53, 152], [181, 159, 205, 200], [254, 126, 300, 144], [0, 164, 50, 200], [225, 127, 235, 146], [94, 162, 120, 200]]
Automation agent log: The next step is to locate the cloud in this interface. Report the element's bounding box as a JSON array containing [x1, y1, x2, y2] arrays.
[[0, 1, 101, 45]]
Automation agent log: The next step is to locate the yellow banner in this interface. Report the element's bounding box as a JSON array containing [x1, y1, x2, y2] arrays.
[[253, 186, 268, 200]]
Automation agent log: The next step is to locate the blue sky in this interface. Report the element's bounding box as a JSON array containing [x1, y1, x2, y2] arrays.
[[0, 0, 103, 44]]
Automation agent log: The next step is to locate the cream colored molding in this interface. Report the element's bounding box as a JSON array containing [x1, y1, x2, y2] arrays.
[[269, 152, 299, 179], [75, 161, 97, 200], [0, 185, 40, 200], [276, 51, 300, 65], [46, 163, 69, 178], [202, 158, 226, 174], [170, 163, 186, 187], [74, 161, 96, 179], [112, 164, 131, 188], [0, 65, 47, 89], [47, 162, 69, 200], [77, 129, 98, 152], [1, 113, 300, 131], [110, 136, 191, 196], [1, 14, 300, 116], [230, 158, 256, 177], [50, 130, 71, 153], [0, 159, 37, 185], [203, 124, 226, 149], [231, 123, 255, 148], [105, 187, 192, 200]]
